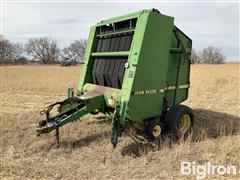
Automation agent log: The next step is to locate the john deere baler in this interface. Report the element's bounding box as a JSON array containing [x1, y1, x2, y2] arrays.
[[37, 9, 193, 147]]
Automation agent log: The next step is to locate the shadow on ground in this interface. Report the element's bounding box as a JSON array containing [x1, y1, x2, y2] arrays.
[[51, 109, 239, 155], [86, 114, 112, 125], [48, 114, 111, 149], [192, 109, 240, 140], [60, 131, 110, 149], [121, 109, 240, 157]]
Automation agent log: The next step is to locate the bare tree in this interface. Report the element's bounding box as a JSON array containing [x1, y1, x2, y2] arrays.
[[200, 46, 225, 64], [191, 49, 200, 64], [11, 43, 27, 64], [0, 35, 14, 63], [26, 37, 60, 64], [62, 39, 87, 63]]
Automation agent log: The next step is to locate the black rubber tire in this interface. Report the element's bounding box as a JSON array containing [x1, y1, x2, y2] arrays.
[[164, 104, 194, 140], [145, 119, 162, 138]]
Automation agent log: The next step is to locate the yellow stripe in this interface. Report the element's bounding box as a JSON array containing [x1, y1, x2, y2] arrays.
[[179, 84, 189, 89], [132, 84, 189, 96]]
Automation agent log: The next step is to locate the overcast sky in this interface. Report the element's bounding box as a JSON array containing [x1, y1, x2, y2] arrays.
[[1, 1, 239, 60]]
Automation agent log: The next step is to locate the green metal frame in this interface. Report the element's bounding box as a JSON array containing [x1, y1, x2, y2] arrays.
[[97, 29, 135, 37], [37, 94, 104, 134], [91, 51, 129, 57]]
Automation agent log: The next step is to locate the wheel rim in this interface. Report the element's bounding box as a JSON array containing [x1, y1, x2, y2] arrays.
[[152, 125, 161, 137], [179, 114, 191, 134]]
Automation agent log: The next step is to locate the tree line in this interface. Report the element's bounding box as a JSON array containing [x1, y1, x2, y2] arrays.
[[0, 35, 86, 64], [191, 47, 225, 64], [0, 35, 225, 65]]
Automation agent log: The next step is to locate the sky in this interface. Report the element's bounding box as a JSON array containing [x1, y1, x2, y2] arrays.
[[1, 1, 239, 60]]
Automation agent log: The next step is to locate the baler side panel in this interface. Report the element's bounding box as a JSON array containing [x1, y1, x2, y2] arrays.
[[127, 12, 174, 120], [175, 29, 192, 104], [165, 28, 192, 106]]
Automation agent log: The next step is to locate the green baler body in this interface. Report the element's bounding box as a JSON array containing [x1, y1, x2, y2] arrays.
[[36, 9, 192, 147], [77, 9, 192, 122]]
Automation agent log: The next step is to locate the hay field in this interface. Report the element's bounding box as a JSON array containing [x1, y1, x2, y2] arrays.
[[0, 64, 240, 179]]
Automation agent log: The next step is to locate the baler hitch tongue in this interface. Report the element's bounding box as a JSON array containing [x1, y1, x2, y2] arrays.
[[36, 95, 104, 147]]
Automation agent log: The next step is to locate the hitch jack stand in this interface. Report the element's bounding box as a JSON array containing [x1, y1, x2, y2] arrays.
[[56, 125, 60, 148]]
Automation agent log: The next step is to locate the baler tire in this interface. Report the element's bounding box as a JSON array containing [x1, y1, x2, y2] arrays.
[[145, 120, 162, 138], [164, 105, 194, 141]]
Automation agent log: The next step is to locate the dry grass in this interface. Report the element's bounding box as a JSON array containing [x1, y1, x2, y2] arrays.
[[0, 64, 240, 179]]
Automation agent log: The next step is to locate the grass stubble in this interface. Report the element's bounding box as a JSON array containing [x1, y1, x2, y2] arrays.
[[0, 64, 240, 179]]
